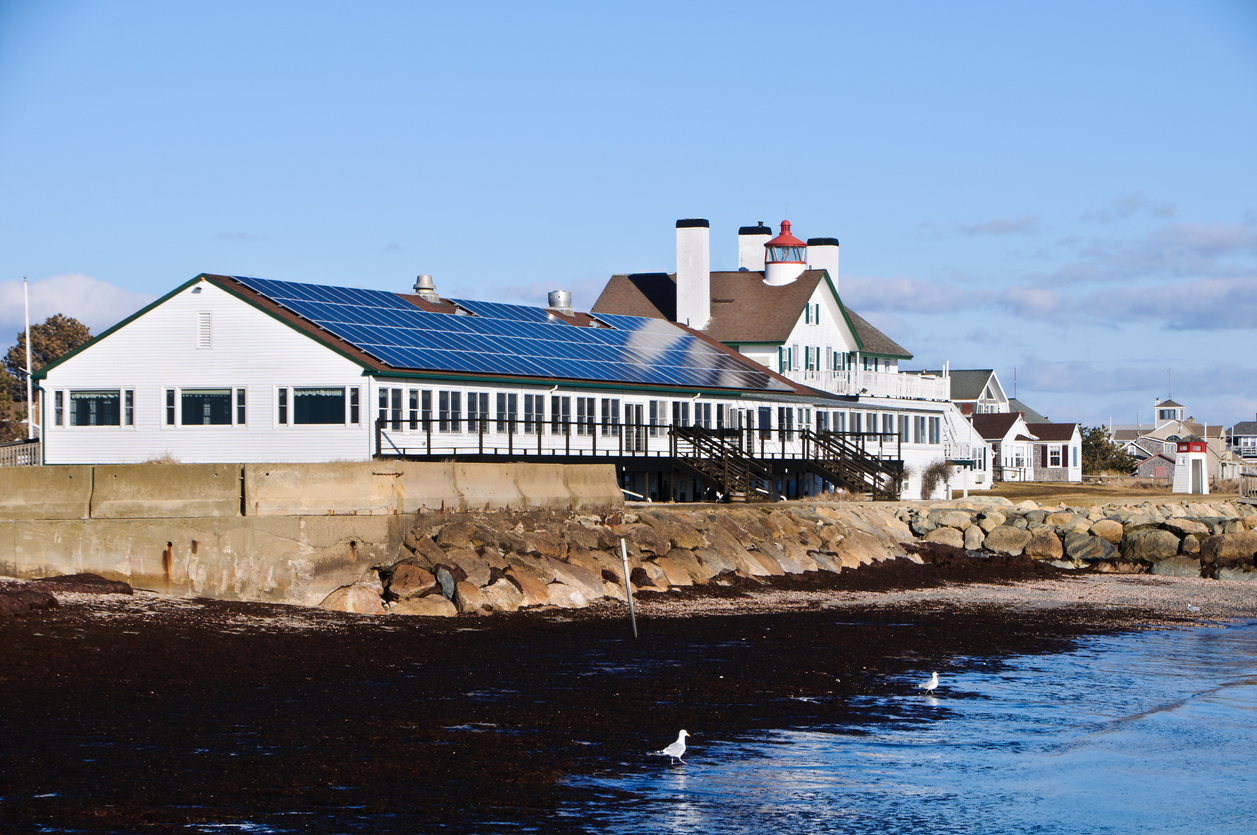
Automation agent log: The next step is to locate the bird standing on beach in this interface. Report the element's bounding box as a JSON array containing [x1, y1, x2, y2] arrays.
[[1186, 603, 1200, 613], [659, 730, 690, 764], [920, 671, 939, 694]]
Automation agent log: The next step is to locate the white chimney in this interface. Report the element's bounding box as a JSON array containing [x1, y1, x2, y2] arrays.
[[738, 222, 772, 271], [675, 218, 710, 328], [807, 237, 840, 291]]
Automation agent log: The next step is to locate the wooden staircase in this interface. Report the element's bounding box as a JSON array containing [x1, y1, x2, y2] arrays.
[[802, 429, 903, 500], [670, 426, 774, 502]]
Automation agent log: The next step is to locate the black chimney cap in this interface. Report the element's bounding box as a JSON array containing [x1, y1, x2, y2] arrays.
[[738, 223, 772, 235], [807, 237, 840, 247], [676, 218, 709, 228]]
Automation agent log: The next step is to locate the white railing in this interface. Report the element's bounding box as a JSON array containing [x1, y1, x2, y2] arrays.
[[785, 369, 951, 401], [1241, 467, 1257, 503], [0, 440, 40, 467]]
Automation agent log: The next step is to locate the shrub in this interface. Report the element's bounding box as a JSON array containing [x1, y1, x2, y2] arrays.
[[919, 459, 954, 500]]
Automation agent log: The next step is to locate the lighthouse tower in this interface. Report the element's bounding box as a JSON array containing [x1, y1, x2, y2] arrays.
[[763, 220, 807, 286]]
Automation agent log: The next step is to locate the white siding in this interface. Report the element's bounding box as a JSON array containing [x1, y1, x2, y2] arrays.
[[42, 280, 373, 464]]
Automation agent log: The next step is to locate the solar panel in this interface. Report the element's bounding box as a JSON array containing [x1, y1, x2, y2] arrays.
[[230, 275, 790, 392]]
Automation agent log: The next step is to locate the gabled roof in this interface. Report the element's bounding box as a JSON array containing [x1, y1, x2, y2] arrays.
[[592, 270, 912, 358], [1157, 399, 1183, 408], [937, 369, 996, 402], [1230, 421, 1257, 436], [970, 412, 1031, 442], [1026, 422, 1078, 442]]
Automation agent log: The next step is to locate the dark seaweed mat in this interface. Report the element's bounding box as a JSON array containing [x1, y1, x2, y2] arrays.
[[0, 555, 1164, 834]]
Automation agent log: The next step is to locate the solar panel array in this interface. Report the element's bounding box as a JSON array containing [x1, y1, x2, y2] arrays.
[[231, 276, 789, 391]]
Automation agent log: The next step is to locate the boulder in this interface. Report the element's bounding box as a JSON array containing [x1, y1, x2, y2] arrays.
[[545, 582, 588, 608], [776, 536, 820, 572], [444, 548, 492, 587], [964, 524, 985, 551], [663, 548, 716, 583], [834, 530, 890, 568], [1180, 536, 1201, 555], [693, 546, 737, 577], [1013, 500, 1040, 513], [435, 519, 476, 550], [319, 584, 385, 615], [389, 595, 458, 617], [562, 523, 601, 551], [1092, 559, 1146, 574], [748, 549, 786, 576], [1122, 530, 1182, 563], [520, 531, 566, 560], [1215, 566, 1257, 582], [1198, 531, 1257, 565], [653, 554, 695, 586], [406, 534, 449, 570], [983, 526, 1033, 556], [1064, 533, 1116, 562], [924, 527, 965, 549], [977, 512, 1006, 533], [1149, 556, 1202, 578], [1024, 529, 1063, 560], [434, 566, 460, 599], [611, 523, 671, 556], [506, 568, 551, 607], [549, 558, 605, 600], [453, 581, 491, 614], [1089, 519, 1125, 545], [930, 510, 973, 531], [1122, 515, 1161, 535], [1164, 518, 1210, 538], [505, 552, 556, 584], [1045, 511, 1075, 527], [482, 577, 524, 612], [389, 564, 437, 599]]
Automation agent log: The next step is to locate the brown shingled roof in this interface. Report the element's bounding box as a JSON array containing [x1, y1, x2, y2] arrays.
[[970, 413, 1025, 441], [1027, 422, 1078, 441], [592, 270, 911, 357]]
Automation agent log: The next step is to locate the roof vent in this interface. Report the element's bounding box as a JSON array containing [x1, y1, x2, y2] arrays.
[[547, 289, 573, 315], [413, 274, 439, 302]]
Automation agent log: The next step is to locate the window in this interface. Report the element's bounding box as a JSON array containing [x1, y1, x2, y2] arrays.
[[929, 416, 940, 445], [523, 394, 544, 434], [439, 391, 461, 432], [1049, 445, 1062, 467], [601, 398, 620, 436], [350, 387, 360, 424], [196, 312, 212, 349], [1072, 445, 1079, 467], [69, 390, 121, 426], [835, 411, 846, 433], [551, 395, 571, 435], [422, 390, 432, 428], [672, 401, 690, 428], [468, 392, 490, 433], [915, 416, 926, 444], [278, 388, 288, 425], [883, 414, 894, 435], [234, 389, 244, 425], [648, 400, 663, 437], [409, 389, 420, 430], [898, 414, 908, 442], [778, 406, 794, 439], [182, 389, 231, 425], [54, 390, 63, 426], [497, 393, 519, 433], [758, 406, 772, 439], [575, 396, 594, 435], [294, 388, 345, 424], [695, 402, 711, 429], [378, 387, 403, 428], [852, 412, 863, 434]]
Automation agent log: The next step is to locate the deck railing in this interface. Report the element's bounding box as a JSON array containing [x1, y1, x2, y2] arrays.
[[0, 440, 40, 467], [1241, 468, 1257, 504], [375, 417, 915, 463], [785, 369, 951, 401]]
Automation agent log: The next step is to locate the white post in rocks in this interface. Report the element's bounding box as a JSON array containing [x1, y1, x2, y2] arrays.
[[620, 538, 637, 640]]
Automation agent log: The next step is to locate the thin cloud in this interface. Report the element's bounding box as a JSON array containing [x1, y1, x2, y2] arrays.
[[997, 285, 1069, 319], [1081, 190, 1176, 223], [959, 215, 1040, 236], [841, 275, 972, 313], [1084, 276, 1257, 330], [0, 274, 156, 342]]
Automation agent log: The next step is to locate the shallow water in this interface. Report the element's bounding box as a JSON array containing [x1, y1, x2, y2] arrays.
[[568, 621, 1257, 834]]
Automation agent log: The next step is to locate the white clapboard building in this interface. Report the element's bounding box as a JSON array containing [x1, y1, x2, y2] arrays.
[[35, 223, 992, 501]]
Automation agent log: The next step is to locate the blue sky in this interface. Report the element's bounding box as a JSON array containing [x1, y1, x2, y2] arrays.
[[2, 0, 1255, 429]]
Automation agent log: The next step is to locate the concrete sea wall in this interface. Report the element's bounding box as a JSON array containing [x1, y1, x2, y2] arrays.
[[0, 461, 622, 606]]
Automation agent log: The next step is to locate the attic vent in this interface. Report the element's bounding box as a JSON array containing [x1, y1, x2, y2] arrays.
[[196, 311, 212, 349]]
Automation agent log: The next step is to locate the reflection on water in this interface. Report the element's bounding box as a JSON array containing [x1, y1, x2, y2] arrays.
[[570, 622, 1257, 834]]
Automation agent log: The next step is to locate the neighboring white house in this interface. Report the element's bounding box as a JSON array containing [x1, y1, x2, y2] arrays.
[[591, 218, 994, 497], [970, 413, 1038, 482], [1228, 415, 1257, 461]]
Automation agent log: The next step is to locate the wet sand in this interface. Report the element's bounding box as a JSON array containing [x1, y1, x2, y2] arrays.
[[2, 557, 1253, 833]]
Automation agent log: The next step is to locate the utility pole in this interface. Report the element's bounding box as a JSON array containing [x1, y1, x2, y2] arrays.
[[24, 276, 34, 439]]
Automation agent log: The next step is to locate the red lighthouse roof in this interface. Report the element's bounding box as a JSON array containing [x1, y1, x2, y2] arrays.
[[766, 220, 805, 249]]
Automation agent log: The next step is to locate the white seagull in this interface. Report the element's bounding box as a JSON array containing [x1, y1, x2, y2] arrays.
[[659, 730, 690, 764], [920, 671, 940, 694], [1186, 603, 1201, 613]]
